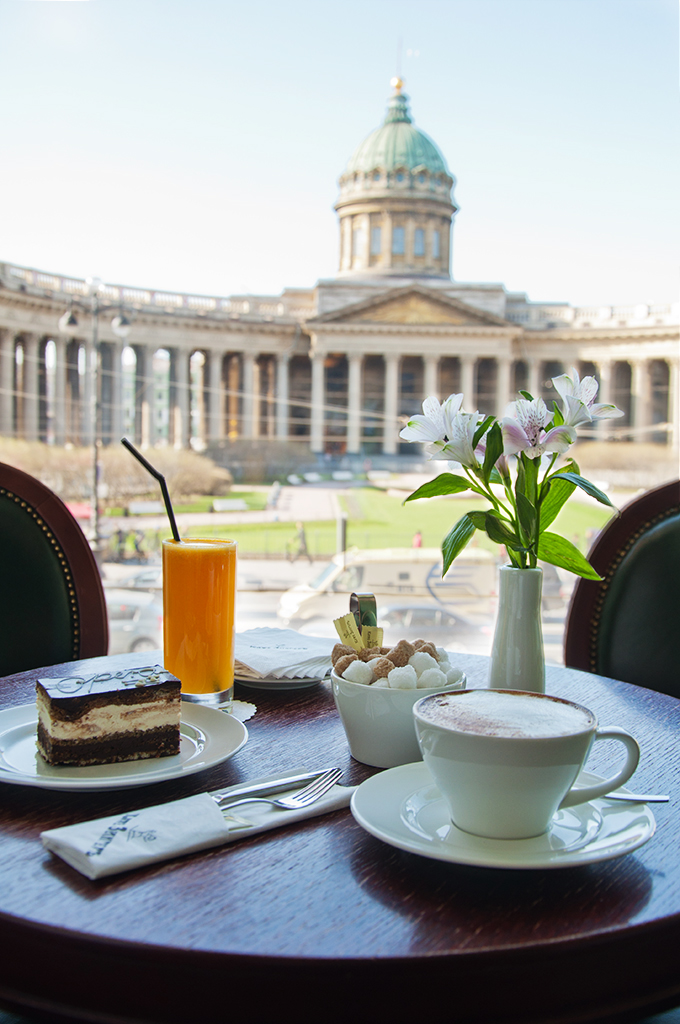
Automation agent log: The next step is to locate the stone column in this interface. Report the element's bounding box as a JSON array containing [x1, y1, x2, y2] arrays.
[[630, 360, 650, 443], [528, 358, 541, 399], [109, 341, 124, 443], [382, 353, 399, 455], [53, 336, 67, 446], [171, 348, 190, 449], [22, 334, 40, 442], [82, 335, 95, 447], [597, 360, 613, 439], [0, 330, 13, 437], [669, 359, 679, 452], [310, 351, 325, 453], [276, 352, 290, 440], [424, 355, 438, 399], [347, 354, 362, 454], [133, 345, 154, 448], [383, 214, 393, 269], [241, 352, 255, 439], [460, 355, 475, 410], [496, 357, 512, 416], [206, 350, 223, 444]]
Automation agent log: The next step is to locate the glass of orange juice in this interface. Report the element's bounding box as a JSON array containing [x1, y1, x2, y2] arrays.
[[162, 538, 237, 710]]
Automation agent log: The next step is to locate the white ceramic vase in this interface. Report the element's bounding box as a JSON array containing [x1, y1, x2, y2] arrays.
[[488, 565, 545, 693]]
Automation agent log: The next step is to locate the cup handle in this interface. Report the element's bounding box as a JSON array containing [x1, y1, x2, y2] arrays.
[[559, 727, 640, 809]]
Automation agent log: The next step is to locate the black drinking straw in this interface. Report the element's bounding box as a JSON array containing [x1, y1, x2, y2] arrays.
[[120, 437, 181, 543]]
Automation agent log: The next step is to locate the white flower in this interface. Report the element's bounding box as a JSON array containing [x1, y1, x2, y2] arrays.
[[399, 394, 464, 446], [400, 394, 487, 468], [552, 368, 624, 427], [502, 397, 576, 460]]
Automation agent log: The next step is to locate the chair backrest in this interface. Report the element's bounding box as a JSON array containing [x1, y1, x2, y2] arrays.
[[0, 462, 108, 677], [564, 479, 680, 698]]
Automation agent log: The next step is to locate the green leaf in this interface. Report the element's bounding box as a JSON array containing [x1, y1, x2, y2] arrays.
[[484, 511, 521, 548], [552, 401, 564, 427], [467, 511, 488, 529], [403, 473, 471, 503], [482, 422, 504, 484], [550, 472, 616, 509], [537, 532, 602, 580], [519, 390, 534, 402], [516, 491, 537, 539], [489, 467, 503, 485], [442, 514, 477, 575], [538, 477, 576, 531], [472, 415, 495, 452], [515, 457, 526, 499]]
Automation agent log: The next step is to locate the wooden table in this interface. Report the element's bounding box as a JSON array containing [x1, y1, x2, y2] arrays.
[[0, 652, 679, 1024]]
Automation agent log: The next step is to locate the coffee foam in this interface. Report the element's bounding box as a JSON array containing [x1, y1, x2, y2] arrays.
[[416, 690, 593, 739]]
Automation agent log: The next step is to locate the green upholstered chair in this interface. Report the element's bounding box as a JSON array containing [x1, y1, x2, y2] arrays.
[[0, 462, 108, 678], [564, 479, 680, 698]]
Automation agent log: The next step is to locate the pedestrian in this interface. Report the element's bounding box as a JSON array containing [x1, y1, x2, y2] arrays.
[[412, 530, 422, 548], [290, 521, 312, 564]]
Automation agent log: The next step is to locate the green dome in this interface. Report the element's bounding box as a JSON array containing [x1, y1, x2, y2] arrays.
[[344, 89, 450, 178]]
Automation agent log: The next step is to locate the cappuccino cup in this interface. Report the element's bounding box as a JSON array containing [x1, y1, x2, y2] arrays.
[[413, 689, 640, 840]]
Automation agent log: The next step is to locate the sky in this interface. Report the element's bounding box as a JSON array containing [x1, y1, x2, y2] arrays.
[[1, 0, 678, 308]]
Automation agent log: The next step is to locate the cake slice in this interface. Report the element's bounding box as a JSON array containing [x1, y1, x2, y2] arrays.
[[36, 665, 181, 767]]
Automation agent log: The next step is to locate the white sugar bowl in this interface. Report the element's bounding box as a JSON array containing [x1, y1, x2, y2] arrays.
[[330, 666, 466, 768]]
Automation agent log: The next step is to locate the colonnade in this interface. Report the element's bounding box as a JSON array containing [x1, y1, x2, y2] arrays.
[[0, 327, 676, 453]]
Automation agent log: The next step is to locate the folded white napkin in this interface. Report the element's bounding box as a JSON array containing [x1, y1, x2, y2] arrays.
[[234, 627, 334, 680], [41, 777, 354, 880]]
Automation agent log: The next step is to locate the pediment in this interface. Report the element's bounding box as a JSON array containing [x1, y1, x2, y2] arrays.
[[308, 286, 509, 328]]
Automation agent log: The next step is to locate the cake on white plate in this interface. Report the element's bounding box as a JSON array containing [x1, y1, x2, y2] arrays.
[[36, 665, 181, 767]]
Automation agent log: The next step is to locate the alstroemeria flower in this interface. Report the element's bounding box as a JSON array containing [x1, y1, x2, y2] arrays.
[[552, 368, 624, 427], [400, 395, 487, 469], [399, 394, 464, 447], [502, 397, 576, 460], [428, 410, 487, 467]]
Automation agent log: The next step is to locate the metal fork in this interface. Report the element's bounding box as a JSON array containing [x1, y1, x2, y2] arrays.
[[216, 767, 343, 813]]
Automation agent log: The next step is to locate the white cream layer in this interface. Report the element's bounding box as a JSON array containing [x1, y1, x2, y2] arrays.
[[38, 694, 180, 740]]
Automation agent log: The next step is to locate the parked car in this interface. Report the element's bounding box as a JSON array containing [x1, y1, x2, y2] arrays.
[[377, 604, 492, 654], [104, 567, 163, 592], [105, 588, 163, 654]]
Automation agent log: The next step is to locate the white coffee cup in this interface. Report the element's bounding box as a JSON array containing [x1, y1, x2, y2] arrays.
[[413, 689, 640, 840]]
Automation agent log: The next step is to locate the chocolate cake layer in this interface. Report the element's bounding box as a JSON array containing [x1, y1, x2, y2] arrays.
[[37, 724, 180, 766]]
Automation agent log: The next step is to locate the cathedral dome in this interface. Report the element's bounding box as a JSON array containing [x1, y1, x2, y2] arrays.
[[343, 82, 450, 179], [334, 79, 457, 280]]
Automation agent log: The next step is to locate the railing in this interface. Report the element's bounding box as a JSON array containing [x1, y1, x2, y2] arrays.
[[0, 262, 314, 321]]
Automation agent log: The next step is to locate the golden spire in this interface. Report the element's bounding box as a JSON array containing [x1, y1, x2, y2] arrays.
[[390, 76, 404, 94]]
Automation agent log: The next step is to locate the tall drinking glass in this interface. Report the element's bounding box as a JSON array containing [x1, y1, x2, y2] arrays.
[[162, 538, 237, 710]]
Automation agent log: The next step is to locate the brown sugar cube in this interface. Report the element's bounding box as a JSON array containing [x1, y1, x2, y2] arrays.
[[372, 657, 394, 679], [386, 640, 416, 667], [412, 639, 427, 650], [379, 647, 392, 656], [335, 653, 358, 676], [332, 644, 356, 666], [418, 642, 438, 659], [359, 646, 383, 662]]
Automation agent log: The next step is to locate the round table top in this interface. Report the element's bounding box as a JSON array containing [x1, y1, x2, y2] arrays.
[[0, 651, 679, 1024]]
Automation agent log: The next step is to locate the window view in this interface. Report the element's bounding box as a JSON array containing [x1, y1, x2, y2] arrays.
[[414, 228, 425, 256], [370, 225, 382, 255], [392, 225, 405, 254]]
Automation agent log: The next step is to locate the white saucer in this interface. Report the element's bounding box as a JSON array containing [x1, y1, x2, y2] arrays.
[[235, 674, 325, 691], [351, 762, 656, 870], [0, 702, 248, 791]]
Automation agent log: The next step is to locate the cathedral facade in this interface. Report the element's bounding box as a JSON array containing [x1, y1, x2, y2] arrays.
[[0, 80, 677, 469]]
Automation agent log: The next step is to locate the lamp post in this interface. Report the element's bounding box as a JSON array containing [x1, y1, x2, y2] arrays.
[[59, 280, 131, 559]]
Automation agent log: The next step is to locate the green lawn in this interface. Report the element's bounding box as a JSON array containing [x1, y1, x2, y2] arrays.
[[142, 486, 615, 561]]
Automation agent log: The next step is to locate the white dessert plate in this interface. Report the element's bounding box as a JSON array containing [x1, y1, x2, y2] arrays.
[[235, 673, 327, 691], [351, 762, 656, 870], [0, 702, 248, 791]]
